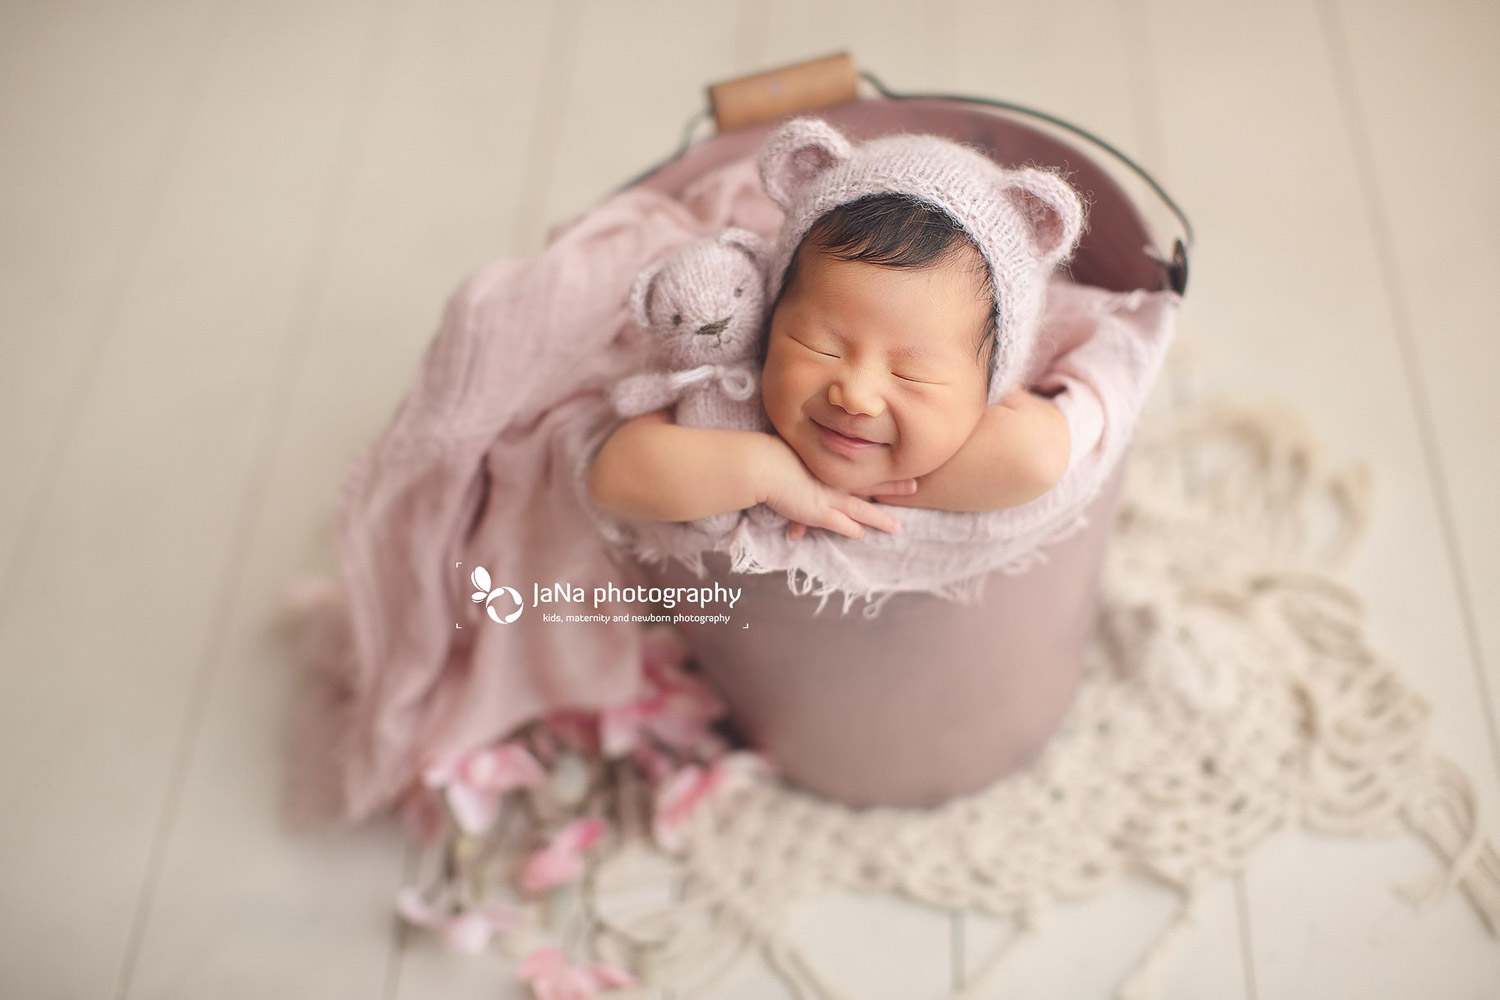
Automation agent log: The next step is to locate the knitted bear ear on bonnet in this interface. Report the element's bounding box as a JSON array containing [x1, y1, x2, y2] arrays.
[[629, 227, 767, 330], [758, 117, 854, 208], [757, 117, 1084, 272], [756, 116, 1087, 404], [999, 168, 1087, 268]]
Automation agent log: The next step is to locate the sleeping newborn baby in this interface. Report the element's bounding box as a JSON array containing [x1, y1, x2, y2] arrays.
[[589, 117, 1086, 538]]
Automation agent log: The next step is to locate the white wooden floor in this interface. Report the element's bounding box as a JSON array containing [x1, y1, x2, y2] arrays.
[[2, 0, 1497, 997]]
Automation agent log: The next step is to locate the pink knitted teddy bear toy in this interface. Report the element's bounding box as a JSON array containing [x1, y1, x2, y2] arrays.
[[609, 227, 775, 536]]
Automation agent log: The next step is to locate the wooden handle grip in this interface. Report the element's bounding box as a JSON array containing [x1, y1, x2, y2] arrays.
[[708, 52, 859, 133]]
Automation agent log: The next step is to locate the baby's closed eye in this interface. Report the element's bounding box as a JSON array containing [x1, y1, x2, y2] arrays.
[[890, 363, 956, 385], [791, 335, 948, 385], [792, 336, 840, 359]]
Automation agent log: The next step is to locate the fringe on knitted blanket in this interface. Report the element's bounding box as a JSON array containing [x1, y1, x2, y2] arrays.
[[571, 398, 1500, 1000]]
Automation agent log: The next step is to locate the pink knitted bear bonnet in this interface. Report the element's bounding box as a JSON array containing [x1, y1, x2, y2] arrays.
[[758, 117, 1088, 405]]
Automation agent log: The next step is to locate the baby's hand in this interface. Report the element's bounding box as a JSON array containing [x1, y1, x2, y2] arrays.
[[756, 438, 901, 540], [785, 477, 918, 540]]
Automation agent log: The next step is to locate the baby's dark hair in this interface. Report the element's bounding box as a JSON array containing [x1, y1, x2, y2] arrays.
[[763, 193, 999, 372]]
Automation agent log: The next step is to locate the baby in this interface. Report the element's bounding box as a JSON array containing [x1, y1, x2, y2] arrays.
[[589, 118, 1085, 539]]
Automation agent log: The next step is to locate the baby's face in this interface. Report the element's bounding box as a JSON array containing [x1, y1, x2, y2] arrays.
[[761, 245, 991, 492]]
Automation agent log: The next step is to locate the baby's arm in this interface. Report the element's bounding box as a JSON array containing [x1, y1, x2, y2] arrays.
[[588, 410, 902, 538], [873, 389, 1071, 512]]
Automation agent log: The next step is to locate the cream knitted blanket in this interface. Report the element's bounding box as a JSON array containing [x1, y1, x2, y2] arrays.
[[398, 401, 1500, 999]]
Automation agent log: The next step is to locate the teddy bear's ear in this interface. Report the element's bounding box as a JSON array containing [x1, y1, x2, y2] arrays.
[[758, 117, 853, 208], [629, 259, 666, 329], [999, 169, 1086, 267], [718, 227, 766, 267]]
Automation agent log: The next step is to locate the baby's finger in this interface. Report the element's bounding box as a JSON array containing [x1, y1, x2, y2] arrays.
[[817, 510, 866, 539], [861, 478, 918, 497], [840, 496, 901, 534], [787, 521, 808, 540]]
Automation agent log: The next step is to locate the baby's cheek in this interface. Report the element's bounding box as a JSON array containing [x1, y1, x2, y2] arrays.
[[901, 400, 978, 474], [766, 357, 814, 406], [760, 364, 806, 438]]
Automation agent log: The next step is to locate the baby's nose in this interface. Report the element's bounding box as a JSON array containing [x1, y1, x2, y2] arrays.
[[829, 372, 882, 416]]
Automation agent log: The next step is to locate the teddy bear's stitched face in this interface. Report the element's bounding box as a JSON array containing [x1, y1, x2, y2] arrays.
[[644, 240, 766, 368]]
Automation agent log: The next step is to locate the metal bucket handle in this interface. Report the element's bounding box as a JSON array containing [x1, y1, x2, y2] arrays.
[[857, 71, 1192, 295], [616, 53, 1193, 295]]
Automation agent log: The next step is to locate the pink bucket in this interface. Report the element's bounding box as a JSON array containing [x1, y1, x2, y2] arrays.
[[625, 83, 1186, 808]]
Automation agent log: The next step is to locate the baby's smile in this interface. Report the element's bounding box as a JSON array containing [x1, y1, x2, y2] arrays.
[[810, 416, 888, 455]]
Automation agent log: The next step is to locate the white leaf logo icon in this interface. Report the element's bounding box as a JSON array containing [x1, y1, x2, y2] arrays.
[[485, 587, 524, 624], [460, 565, 523, 623]]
